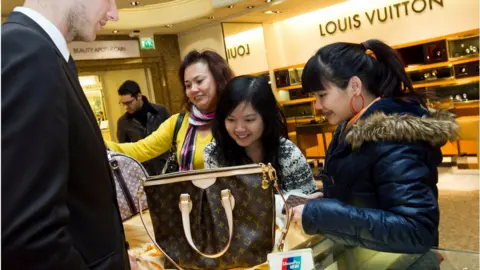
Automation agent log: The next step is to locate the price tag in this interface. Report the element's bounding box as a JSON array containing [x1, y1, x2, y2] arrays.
[[267, 248, 314, 270]]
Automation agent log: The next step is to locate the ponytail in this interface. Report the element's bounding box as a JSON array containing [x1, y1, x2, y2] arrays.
[[302, 39, 425, 106], [362, 40, 425, 106]]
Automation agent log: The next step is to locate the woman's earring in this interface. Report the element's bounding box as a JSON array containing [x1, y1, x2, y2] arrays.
[[350, 94, 365, 114]]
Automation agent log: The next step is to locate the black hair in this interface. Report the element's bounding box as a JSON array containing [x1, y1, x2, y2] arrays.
[[118, 80, 141, 97], [179, 50, 235, 112], [302, 39, 425, 106], [211, 75, 288, 182]]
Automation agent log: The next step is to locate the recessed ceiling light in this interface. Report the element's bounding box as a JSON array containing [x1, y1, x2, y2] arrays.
[[264, 10, 281, 14], [207, 16, 215, 19], [247, 5, 254, 9], [228, 5, 234, 8], [130, 1, 140, 6], [265, 0, 273, 2], [165, 24, 173, 28], [112, 30, 119, 33]]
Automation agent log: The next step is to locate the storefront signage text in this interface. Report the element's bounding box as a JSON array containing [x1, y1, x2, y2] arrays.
[[68, 40, 141, 60], [227, 44, 251, 59], [319, 0, 444, 37]]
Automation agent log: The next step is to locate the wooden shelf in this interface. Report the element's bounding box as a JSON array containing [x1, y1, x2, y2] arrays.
[[287, 116, 324, 124], [273, 63, 305, 72], [392, 29, 479, 50], [249, 70, 269, 76], [455, 100, 480, 109], [279, 97, 316, 106], [277, 85, 303, 91], [413, 76, 479, 89], [405, 56, 479, 72]]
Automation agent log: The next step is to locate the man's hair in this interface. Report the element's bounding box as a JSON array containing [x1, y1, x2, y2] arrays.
[[118, 80, 141, 97]]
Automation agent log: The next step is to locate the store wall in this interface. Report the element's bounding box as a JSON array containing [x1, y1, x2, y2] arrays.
[[264, 0, 479, 69], [80, 69, 153, 142], [76, 34, 183, 141], [223, 23, 269, 75], [177, 24, 227, 60]]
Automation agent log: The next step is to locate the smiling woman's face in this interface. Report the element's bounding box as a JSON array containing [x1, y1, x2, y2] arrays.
[[225, 101, 264, 148], [184, 61, 217, 112], [313, 78, 362, 125]]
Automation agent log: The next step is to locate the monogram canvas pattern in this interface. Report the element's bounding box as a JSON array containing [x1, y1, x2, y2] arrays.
[[144, 173, 275, 269], [109, 152, 149, 221]]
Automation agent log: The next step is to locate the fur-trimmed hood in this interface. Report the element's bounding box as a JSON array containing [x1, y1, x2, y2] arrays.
[[345, 99, 458, 149]]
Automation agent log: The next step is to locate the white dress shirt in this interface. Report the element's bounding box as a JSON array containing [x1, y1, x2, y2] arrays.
[[14, 7, 70, 61]]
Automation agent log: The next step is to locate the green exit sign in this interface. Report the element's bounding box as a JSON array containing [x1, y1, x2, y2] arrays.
[[140, 38, 155, 50]]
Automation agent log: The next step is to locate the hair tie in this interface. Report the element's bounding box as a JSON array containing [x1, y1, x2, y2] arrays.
[[366, 49, 377, 60], [360, 42, 376, 59], [360, 42, 368, 51]]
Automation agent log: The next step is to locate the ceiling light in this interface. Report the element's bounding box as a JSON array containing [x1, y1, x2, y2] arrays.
[[112, 30, 119, 34], [265, 0, 273, 2], [228, 5, 234, 8], [130, 1, 140, 6], [247, 5, 254, 9], [165, 24, 173, 28], [264, 10, 281, 14], [207, 16, 215, 19]]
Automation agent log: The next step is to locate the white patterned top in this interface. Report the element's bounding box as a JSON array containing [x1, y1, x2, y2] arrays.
[[203, 138, 316, 194]]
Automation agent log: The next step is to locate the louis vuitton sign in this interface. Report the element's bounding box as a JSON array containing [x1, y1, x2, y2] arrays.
[[68, 40, 141, 60], [319, 0, 444, 37], [227, 44, 251, 59]]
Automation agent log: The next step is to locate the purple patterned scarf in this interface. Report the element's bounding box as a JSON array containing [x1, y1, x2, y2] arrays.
[[180, 106, 215, 171]]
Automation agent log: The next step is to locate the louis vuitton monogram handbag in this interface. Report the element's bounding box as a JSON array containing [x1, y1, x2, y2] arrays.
[[137, 163, 291, 269]]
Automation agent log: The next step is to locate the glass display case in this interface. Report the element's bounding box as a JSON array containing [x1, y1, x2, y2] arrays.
[[447, 34, 479, 60], [408, 66, 454, 84], [289, 67, 304, 86], [423, 82, 479, 111], [291, 237, 479, 270], [454, 60, 479, 78], [397, 40, 448, 66], [282, 101, 315, 120], [275, 70, 290, 88]]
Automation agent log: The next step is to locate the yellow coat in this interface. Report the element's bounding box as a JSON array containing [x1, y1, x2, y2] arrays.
[[106, 113, 212, 170]]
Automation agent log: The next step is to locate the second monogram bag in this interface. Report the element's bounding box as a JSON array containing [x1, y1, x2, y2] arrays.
[[138, 163, 291, 269]]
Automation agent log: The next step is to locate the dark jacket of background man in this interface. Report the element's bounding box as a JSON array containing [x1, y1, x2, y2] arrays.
[[117, 80, 170, 175]]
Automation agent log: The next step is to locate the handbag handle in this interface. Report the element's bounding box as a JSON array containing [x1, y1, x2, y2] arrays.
[[179, 189, 235, 258], [137, 186, 185, 270]]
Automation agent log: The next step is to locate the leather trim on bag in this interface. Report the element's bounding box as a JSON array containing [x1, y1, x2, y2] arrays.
[[191, 178, 216, 189], [144, 166, 263, 186]]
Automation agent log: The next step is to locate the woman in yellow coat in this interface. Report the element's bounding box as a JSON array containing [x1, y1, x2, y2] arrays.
[[106, 50, 235, 171]]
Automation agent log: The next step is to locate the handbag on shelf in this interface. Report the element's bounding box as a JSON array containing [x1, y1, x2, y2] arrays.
[[161, 112, 186, 174], [137, 163, 292, 269]]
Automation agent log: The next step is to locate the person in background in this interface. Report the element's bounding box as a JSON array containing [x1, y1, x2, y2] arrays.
[[2, 0, 131, 269], [204, 75, 317, 194], [116, 80, 170, 175], [291, 39, 458, 254], [106, 50, 234, 171]]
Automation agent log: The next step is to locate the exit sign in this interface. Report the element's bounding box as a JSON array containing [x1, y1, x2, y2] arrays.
[[140, 38, 155, 50]]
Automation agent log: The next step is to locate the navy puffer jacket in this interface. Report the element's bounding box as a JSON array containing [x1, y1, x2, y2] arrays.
[[302, 98, 458, 254]]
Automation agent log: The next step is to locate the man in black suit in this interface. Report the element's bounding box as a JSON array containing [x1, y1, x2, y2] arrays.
[[2, 0, 131, 269]]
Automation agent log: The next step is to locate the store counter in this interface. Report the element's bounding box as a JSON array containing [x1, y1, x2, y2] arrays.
[[123, 212, 478, 269], [291, 236, 479, 270]]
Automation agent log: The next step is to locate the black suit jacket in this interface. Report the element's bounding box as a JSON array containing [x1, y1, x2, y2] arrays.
[[2, 12, 130, 270]]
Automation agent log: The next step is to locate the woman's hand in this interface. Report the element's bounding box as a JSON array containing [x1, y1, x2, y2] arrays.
[[129, 254, 139, 270], [306, 192, 323, 199], [290, 205, 306, 233]]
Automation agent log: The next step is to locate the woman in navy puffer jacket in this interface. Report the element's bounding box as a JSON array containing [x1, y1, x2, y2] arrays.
[[291, 39, 458, 254]]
